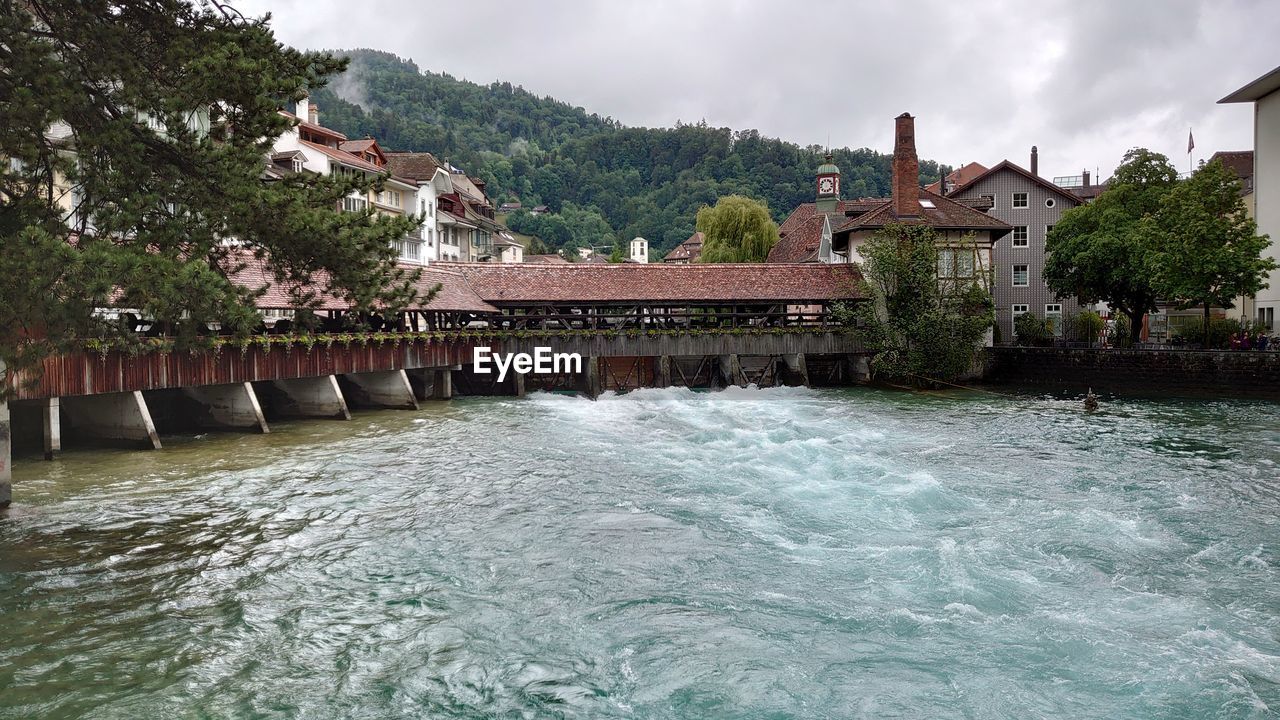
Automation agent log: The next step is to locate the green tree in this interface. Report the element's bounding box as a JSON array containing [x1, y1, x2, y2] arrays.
[[1142, 158, 1275, 339], [696, 195, 778, 263], [1, 0, 422, 383], [1045, 148, 1179, 342], [855, 224, 994, 383]]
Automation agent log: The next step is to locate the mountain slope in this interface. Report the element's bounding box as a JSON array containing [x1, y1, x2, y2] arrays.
[[311, 49, 949, 257]]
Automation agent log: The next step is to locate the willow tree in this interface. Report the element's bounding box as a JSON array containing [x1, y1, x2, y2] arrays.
[[696, 195, 777, 263], [0, 0, 422, 384]]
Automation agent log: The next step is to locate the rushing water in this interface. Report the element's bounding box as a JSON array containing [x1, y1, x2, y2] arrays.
[[1, 387, 1279, 719]]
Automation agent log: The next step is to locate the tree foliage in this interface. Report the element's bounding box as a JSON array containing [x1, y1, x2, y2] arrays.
[[855, 225, 994, 383], [1141, 158, 1275, 337], [309, 49, 952, 257], [1, 0, 422, 381], [695, 195, 778, 263], [1045, 148, 1179, 342]]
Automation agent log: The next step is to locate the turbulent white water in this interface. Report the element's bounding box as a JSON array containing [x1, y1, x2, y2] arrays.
[[2, 386, 1279, 718]]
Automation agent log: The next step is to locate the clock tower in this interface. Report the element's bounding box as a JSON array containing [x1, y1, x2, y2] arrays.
[[815, 153, 841, 213]]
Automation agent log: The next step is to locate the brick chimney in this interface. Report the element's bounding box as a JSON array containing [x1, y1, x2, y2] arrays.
[[1082, 169, 1091, 188], [308, 103, 319, 125], [892, 113, 920, 218], [1030, 146, 1039, 177]]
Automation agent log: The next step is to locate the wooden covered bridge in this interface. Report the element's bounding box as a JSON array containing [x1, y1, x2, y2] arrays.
[[1, 261, 866, 504]]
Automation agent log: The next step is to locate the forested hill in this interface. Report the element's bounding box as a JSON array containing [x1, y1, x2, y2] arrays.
[[311, 49, 950, 257]]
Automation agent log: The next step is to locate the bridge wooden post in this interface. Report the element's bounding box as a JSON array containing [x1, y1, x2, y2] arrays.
[[0, 395, 11, 508], [183, 382, 269, 433], [62, 390, 162, 450], [42, 397, 61, 459], [512, 370, 526, 397], [655, 356, 672, 388]]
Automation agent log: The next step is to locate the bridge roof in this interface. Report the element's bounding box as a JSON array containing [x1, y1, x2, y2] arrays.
[[229, 254, 498, 313], [435, 262, 864, 304]]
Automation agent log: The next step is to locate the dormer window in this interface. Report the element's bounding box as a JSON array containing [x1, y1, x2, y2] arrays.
[[919, 199, 936, 209], [291, 158, 303, 173]]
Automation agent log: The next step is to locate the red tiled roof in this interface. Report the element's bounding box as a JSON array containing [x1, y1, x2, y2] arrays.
[[299, 140, 385, 174], [663, 231, 704, 262], [524, 254, 569, 264], [1209, 150, 1254, 183], [947, 160, 1083, 205], [833, 189, 1010, 234], [225, 252, 497, 313], [280, 110, 347, 142], [385, 152, 443, 182], [769, 199, 885, 263], [339, 138, 377, 154], [435, 262, 864, 304], [924, 161, 987, 194]]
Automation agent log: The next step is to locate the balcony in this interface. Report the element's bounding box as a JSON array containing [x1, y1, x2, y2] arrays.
[[393, 237, 423, 263]]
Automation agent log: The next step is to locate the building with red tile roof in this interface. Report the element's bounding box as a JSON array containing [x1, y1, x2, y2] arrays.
[[664, 231, 705, 263]]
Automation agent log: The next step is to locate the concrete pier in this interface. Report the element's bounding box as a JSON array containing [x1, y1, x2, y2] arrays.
[[184, 382, 269, 433], [42, 397, 61, 459], [783, 353, 810, 387], [434, 369, 453, 400], [1, 399, 11, 508], [341, 370, 419, 410], [655, 356, 672, 388], [63, 390, 162, 449], [269, 376, 351, 420], [581, 357, 602, 399], [719, 354, 744, 388]]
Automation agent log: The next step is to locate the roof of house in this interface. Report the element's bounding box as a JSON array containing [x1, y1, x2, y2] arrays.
[[434, 262, 863, 304], [1071, 183, 1108, 201], [524, 254, 569, 264], [299, 139, 385, 174], [947, 160, 1084, 205], [769, 212, 828, 263], [450, 173, 488, 203], [1220, 64, 1280, 103], [339, 138, 377, 154], [924, 161, 988, 194], [280, 110, 347, 142], [1209, 150, 1254, 182], [833, 188, 1011, 235], [384, 152, 443, 182], [664, 231, 705, 262]]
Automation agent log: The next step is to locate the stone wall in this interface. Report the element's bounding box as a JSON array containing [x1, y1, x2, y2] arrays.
[[985, 347, 1280, 400]]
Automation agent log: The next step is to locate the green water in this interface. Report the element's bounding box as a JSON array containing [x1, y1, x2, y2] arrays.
[[1, 387, 1279, 719]]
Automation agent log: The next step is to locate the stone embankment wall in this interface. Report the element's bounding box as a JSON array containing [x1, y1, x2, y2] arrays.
[[985, 347, 1280, 400]]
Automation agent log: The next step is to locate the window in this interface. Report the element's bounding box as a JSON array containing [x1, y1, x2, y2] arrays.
[[1045, 197, 1056, 208], [1045, 304, 1063, 337], [1012, 264, 1029, 286], [1260, 307, 1275, 330], [1046, 225, 1055, 236], [1012, 226, 1029, 247], [1013, 192, 1028, 208], [342, 195, 367, 213], [919, 199, 936, 209], [956, 250, 974, 278], [291, 158, 303, 173], [980, 194, 994, 205], [937, 248, 956, 277], [1012, 304, 1029, 323], [378, 189, 402, 207]]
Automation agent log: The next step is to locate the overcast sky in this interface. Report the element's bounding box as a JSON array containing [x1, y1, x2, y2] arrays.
[[237, 0, 1278, 181]]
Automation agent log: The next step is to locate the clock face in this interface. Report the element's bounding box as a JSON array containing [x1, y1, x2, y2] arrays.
[[818, 177, 835, 195]]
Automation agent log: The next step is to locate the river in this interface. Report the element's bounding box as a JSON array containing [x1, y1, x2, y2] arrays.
[[1, 386, 1278, 718]]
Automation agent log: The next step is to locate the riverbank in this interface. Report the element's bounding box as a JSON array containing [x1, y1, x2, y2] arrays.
[[985, 346, 1280, 400]]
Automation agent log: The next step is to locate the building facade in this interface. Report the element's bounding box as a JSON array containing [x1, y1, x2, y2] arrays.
[[1221, 64, 1280, 331], [946, 157, 1084, 343]]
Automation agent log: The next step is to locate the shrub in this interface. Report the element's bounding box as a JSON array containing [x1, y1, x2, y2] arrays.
[[1015, 312, 1052, 346], [1072, 311, 1105, 346], [1172, 317, 1241, 349]]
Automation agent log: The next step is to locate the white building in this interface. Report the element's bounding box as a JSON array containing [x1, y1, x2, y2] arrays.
[[270, 98, 424, 264], [385, 152, 459, 263], [629, 237, 649, 263], [1221, 64, 1280, 331]]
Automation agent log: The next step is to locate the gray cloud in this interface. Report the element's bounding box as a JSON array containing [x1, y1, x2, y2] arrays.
[[239, 0, 1277, 180]]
